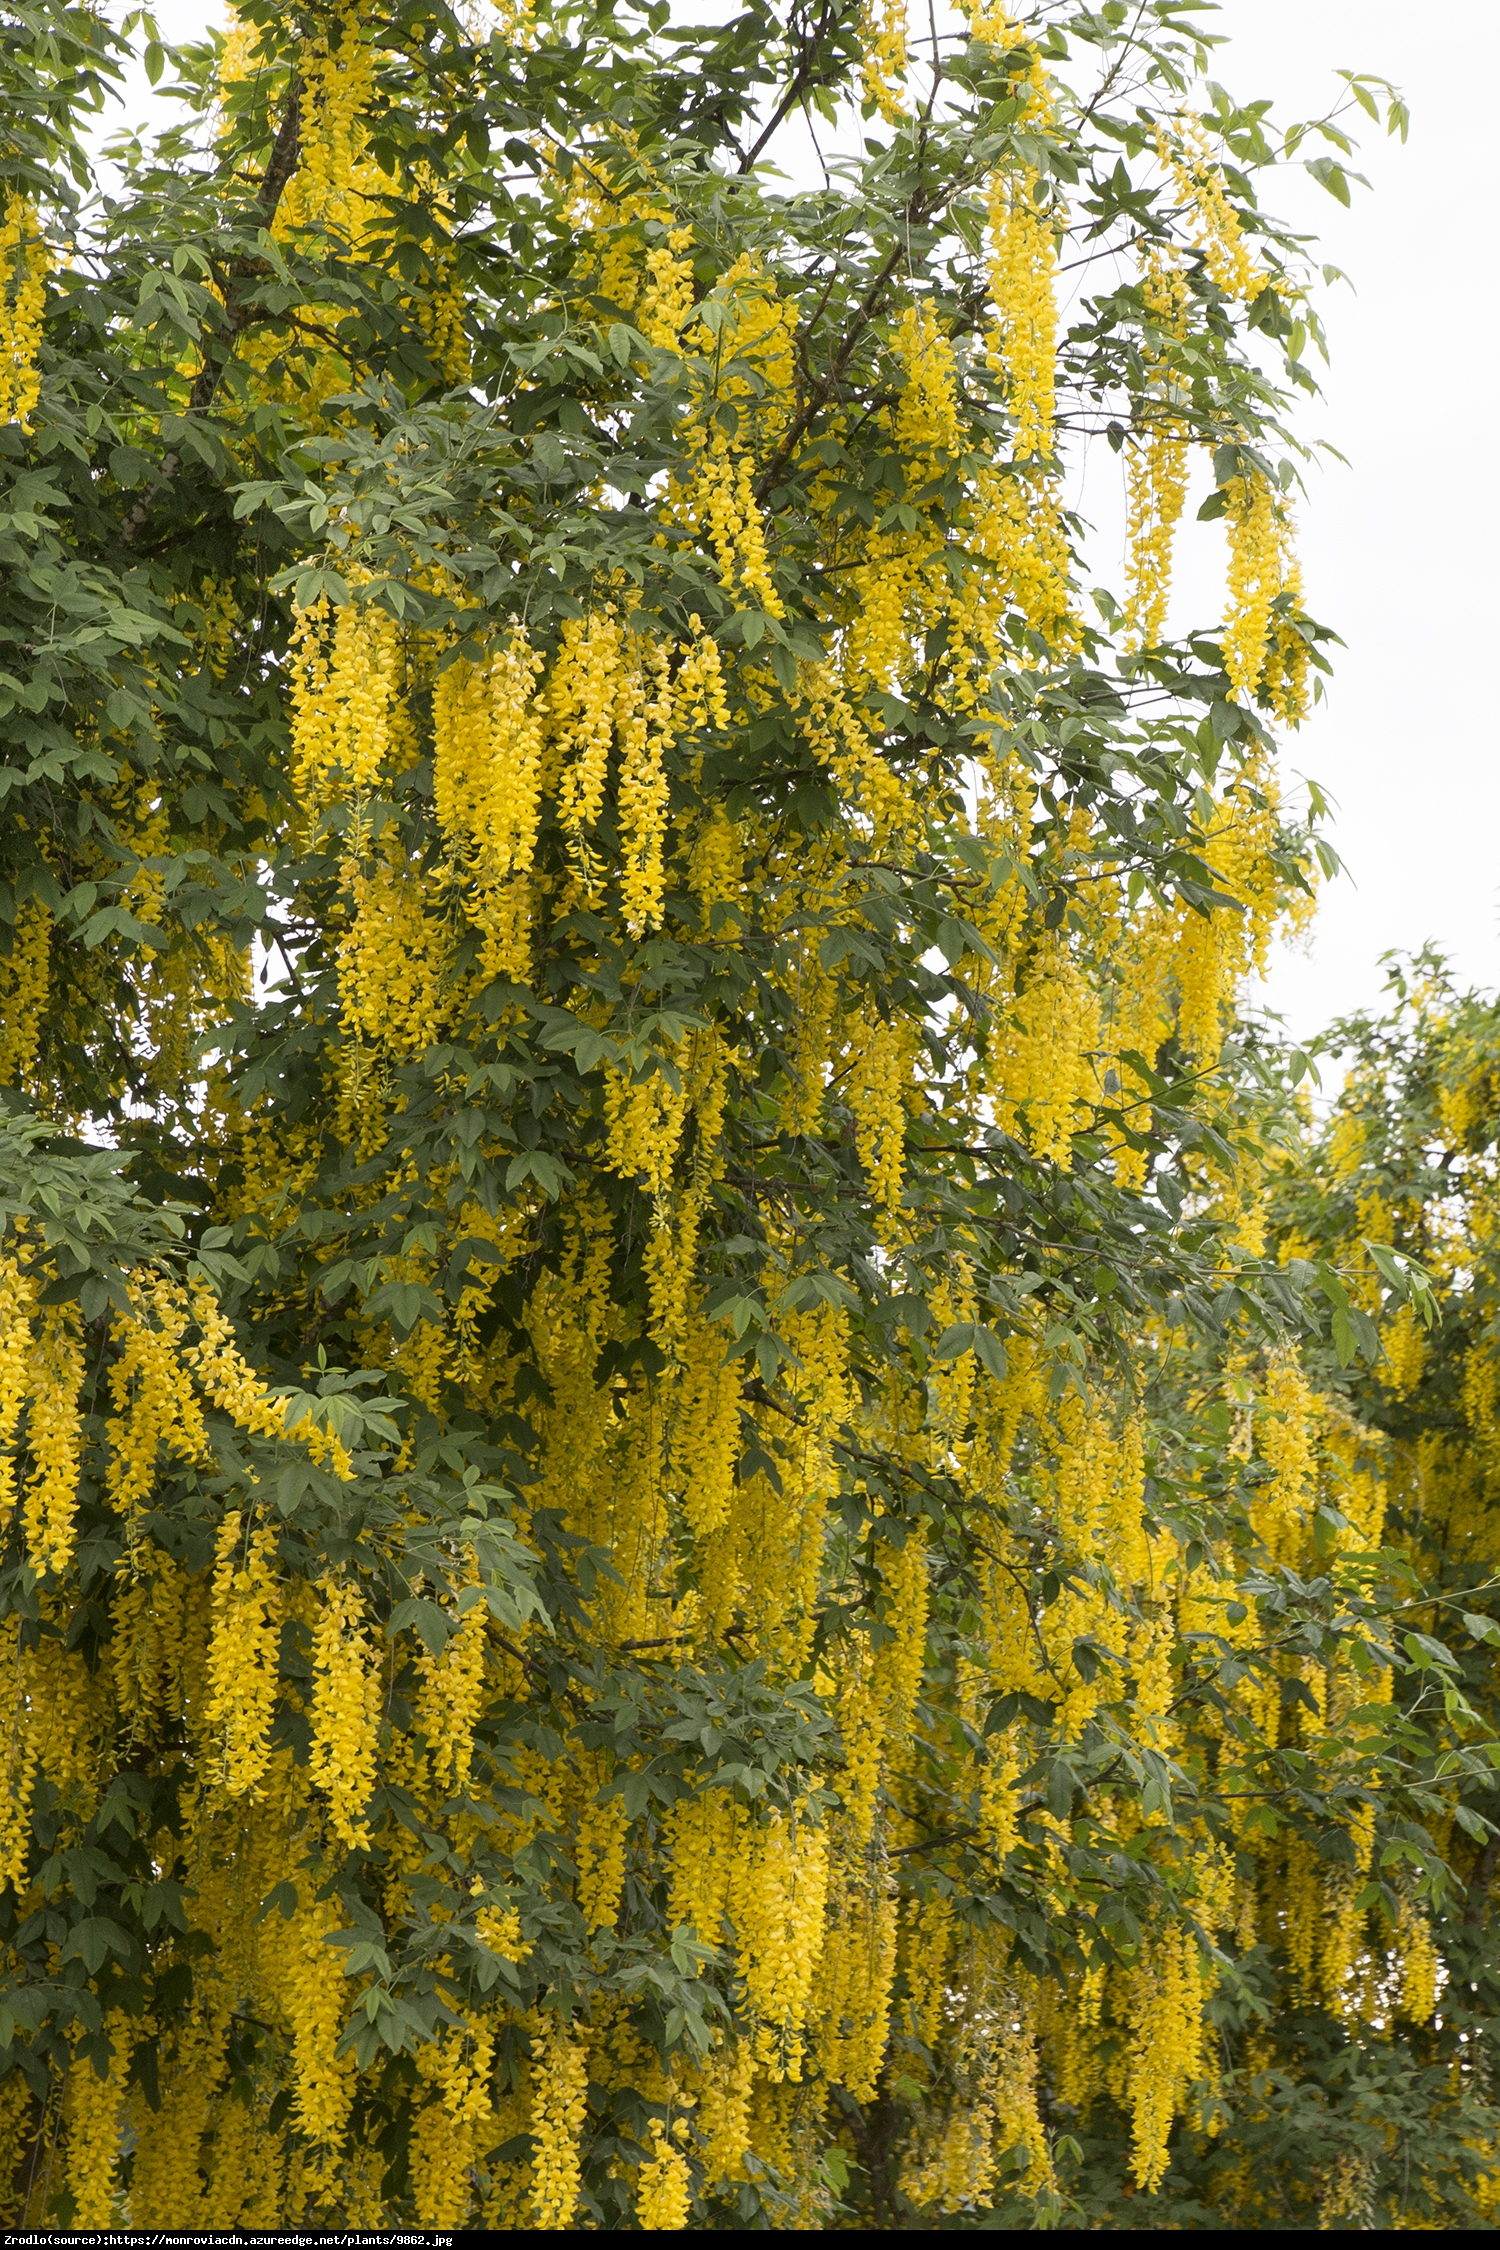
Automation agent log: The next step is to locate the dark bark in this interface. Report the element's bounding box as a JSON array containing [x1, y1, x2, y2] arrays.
[[849, 2086, 909, 2228]]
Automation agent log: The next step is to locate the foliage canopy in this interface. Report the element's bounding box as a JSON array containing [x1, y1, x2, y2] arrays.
[[5, 0, 1497, 2234]]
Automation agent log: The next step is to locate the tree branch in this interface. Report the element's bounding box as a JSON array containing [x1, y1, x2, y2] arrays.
[[120, 74, 303, 548], [737, 0, 844, 175], [752, 235, 908, 506]]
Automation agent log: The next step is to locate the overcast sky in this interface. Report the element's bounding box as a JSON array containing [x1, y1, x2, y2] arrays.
[[1136, 2, 1500, 1048], [105, 2, 1498, 1047]]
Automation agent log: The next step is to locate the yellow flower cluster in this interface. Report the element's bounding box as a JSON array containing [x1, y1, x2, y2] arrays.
[[901, 1947, 1051, 2215], [603, 1046, 688, 1195], [477, 1898, 531, 1963], [0, 192, 47, 427], [846, 1007, 913, 1226], [288, 587, 401, 811], [815, 1864, 898, 2101], [106, 1276, 210, 1515], [176, 571, 241, 678], [870, 1526, 929, 1746], [961, 34, 1088, 659], [1255, 1351, 1316, 1560], [63, 2013, 135, 2225], [1395, 1894, 1439, 2022], [665, 1799, 839, 2087], [697, 2039, 756, 2181], [729, 1811, 831, 2081], [206, 1511, 282, 1794], [281, 1896, 360, 2151], [1096, 752, 1281, 1088], [529, 2024, 589, 2228], [433, 628, 546, 975], [672, 1314, 742, 1542], [187, 1281, 310, 1440], [1125, 254, 1191, 650], [416, 1585, 488, 1794], [666, 1787, 739, 1940], [986, 165, 1058, 463], [0, 899, 51, 1087], [433, 631, 547, 883], [640, 222, 696, 346], [988, 1996, 1052, 2198], [1125, 1926, 1210, 2188], [22, 1303, 85, 1574], [676, 619, 732, 734], [576, 1780, 630, 1932], [1221, 469, 1285, 702], [297, 9, 377, 232], [1159, 115, 1262, 303], [989, 934, 1102, 1163], [636, 2119, 692, 2228], [617, 639, 675, 933], [0, 1252, 34, 1523], [411, 218, 471, 385], [900, 1889, 954, 2049], [309, 1573, 382, 1847], [692, 433, 784, 617], [859, 0, 909, 123], [893, 301, 961, 460], [579, 175, 690, 339], [552, 613, 657, 901], [795, 662, 907, 840], [339, 852, 454, 1055]]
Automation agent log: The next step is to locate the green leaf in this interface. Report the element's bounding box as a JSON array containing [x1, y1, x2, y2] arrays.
[[932, 1321, 975, 1360], [390, 1597, 453, 1658]]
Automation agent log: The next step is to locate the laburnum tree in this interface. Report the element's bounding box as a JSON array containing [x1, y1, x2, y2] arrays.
[[1, 0, 1491, 2233]]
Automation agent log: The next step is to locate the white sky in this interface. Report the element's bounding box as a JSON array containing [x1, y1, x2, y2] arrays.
[[1142, 2, 1500, 1050], [103, 1, 1499, 1047]]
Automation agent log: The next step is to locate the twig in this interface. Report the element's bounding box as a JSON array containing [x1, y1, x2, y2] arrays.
[[121, 75, 303, 548], [738, 0, 844, 176]]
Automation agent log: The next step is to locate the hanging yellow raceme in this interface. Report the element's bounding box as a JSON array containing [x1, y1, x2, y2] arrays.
[[206, 1511, 282, 1794], [23, 1303, 85, 1574], [0, 1251, 33, 1534], [297, 8, 378, 232], [309, 1572, 382, 1847], [727, 1809, 831, 2082], [1222, 469, 1285, 703], [986, 164, 1057, 464], [1158, 114, 1262, 303], [0, 192, 47, 428], [432, 631, 547, 883], [636, 2119, 693, 2228], [529, 2022, 590, 2228], [1124, 1925, 1213, 2190], [617, 637, 676, 934], [1125, 253, 1191, 650], [288, 584, 401, 812], [552, 609, 625, 897], [973, 63, 1082, 651], [859, 0, 908, 122], [0, 899, 51, 1088], [338, 852, 454, 1055]]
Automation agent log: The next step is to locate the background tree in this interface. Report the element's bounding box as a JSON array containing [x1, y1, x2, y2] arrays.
[[2, 0, 1478, 2233], [967, 975, 1500, 2230]]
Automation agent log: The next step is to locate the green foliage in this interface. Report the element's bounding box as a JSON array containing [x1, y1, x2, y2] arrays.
[[0, 1, 1489, 2234]]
